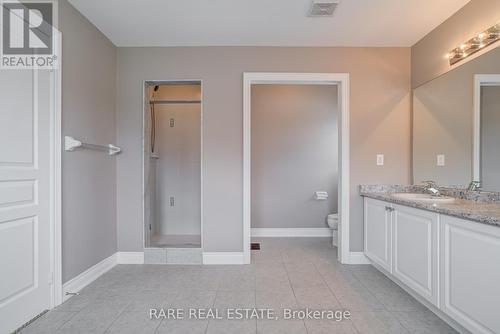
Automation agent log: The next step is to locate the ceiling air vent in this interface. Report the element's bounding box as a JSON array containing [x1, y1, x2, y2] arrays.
[[309, 0, 339, 17]]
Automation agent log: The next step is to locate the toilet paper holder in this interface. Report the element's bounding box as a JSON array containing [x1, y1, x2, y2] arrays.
[[314, 191, 329, 200]]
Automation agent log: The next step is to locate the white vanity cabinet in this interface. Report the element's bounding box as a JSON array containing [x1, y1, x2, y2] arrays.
[[392, 204, 439, 306], [440, 215, 500, 334], [364, 198, 439, 306], [364, 197, 500, 334], [364, 198, 392, 272]]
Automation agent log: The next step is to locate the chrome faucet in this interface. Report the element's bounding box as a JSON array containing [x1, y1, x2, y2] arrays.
[[467, 181, 481, 191], [422, 181, 440, 196]]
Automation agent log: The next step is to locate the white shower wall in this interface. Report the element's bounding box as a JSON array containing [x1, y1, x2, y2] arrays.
[[154, 103, 201, 236]]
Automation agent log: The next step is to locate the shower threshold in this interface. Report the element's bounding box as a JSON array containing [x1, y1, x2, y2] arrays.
[[150, 234, 201, 248]]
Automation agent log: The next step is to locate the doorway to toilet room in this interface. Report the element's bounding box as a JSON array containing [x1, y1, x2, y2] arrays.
[[250, 84, 339, 236], [143, 81, 203, 263], [244, 73, 348, 264]]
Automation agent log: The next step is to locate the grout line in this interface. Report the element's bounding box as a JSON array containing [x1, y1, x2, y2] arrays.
[[100, 299, 133, 334], [56, 311, 79, 332], [254, 263, 258, 334], [311, 260, 343, 307], [348, 268, 391, 312], [345, 268, 416, 333], [314, 259, 365, 334], [205, 278, 218, 334], [153, 318, 164, 334], [281, 249, 311, 334], [312, 261, 364, 334]]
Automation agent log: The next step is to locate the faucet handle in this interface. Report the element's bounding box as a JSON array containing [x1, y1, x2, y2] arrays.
[[421, 180, 437, 187], [467, 181, 481, 191]]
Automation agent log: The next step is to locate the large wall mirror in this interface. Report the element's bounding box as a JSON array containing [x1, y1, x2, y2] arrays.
[[413, 46, 500, 191]]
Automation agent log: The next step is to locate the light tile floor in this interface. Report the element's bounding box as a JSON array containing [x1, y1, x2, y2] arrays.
[[21, 238, 458, 334]]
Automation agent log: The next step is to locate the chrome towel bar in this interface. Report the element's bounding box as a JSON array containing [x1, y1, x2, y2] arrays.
[[64, 136, 121, 156]]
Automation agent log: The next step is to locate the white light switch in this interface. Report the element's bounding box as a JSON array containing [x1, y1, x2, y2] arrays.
[[437, 154, 445, 166], [376, 154, 384, 166]]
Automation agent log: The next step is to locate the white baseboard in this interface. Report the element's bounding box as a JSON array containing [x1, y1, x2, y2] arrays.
[[251, 228, 333, 237], [117, 251, 144, 264], [203, 252, 245, 265], [346, 251, 371, 264], [62, 253, 117, 302]]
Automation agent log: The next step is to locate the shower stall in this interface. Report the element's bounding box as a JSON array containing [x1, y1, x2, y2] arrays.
[[143, 81, 202, 263]]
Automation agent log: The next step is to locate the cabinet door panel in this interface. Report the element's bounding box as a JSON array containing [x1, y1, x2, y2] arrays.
[[364, 198, 391, 272], [441, 216, 500, 334], [393, 205, 438, 306]]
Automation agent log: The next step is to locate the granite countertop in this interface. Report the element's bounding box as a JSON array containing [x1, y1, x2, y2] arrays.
[[360, 185, 500, 228]]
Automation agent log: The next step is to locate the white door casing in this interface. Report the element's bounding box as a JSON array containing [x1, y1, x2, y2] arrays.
[[243, 73, 350, 264], [142, 80, 205, 251], [0, 69, 58, 332], [472, 74, 500, 183]]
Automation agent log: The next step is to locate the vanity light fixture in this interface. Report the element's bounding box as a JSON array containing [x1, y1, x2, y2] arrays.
[[446, 22, 500, 65]]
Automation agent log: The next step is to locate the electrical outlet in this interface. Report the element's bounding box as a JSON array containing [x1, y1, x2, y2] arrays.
[[376, 154, 384, 166], [437, 154, 445, 166]]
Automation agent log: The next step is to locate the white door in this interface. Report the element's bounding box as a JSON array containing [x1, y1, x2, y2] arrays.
[[0, 69, 53, 333], [392, 205, 439, 306], [364, 198, 392, 272]]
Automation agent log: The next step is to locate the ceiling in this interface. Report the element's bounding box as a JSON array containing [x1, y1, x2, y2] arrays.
[[68, 0, 471, 47]]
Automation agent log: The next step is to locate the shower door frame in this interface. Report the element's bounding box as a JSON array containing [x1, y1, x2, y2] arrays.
[[142, 80, 204, 251]]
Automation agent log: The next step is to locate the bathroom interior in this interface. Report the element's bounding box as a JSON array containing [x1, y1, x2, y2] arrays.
[[3, 1, 500, 333], [250, 84, 339, 244], [144, 81, 202, 261]]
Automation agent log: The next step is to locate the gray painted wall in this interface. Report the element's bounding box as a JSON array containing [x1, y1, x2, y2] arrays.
[[116, 47, 411, 253], [481, 86, 500, 192], [251, 85, 338, 229], [59, 0, 117, 283], [413, 46, 500, 187]]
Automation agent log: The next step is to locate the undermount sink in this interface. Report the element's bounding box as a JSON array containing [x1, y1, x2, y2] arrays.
[[391, 193, 456, 203]]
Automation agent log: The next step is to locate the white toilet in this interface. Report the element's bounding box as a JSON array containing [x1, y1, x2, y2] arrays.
[[328, 213, 339, 246]]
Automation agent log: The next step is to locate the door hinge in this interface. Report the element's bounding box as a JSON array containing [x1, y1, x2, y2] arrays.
[[170, 196, 175, 206], [149, 224, 152, 231], [170, 118, 175, 127]]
